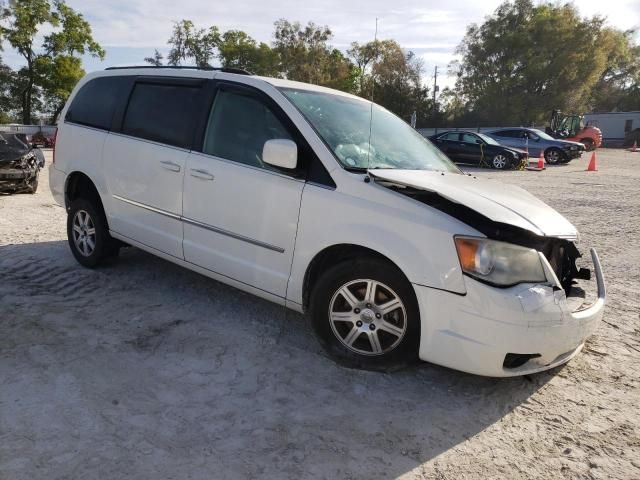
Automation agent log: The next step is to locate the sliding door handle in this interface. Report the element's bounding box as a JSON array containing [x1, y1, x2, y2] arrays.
[[160, 160, 181, 172], [190, 168, 215, 181]]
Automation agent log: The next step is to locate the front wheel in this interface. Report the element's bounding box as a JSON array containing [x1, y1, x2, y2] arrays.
[[310, 258, 420, 371], [491, 153, 511, 170], [544, 148, 564, 165]]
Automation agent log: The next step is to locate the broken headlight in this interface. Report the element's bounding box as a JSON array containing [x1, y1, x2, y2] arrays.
[[454, 236, 546, 287]]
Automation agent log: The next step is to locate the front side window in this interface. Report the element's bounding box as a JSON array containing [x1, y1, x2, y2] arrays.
[[66, 76, 129, 130], [203, 89, 293, 169], [122, 82, 202, 149], [441, 132, 460, 141], [461, 133, 478, 144], [280, 88, 460, 173]]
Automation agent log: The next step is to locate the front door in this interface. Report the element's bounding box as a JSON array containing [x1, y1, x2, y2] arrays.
[[182, 85, 305, 298]]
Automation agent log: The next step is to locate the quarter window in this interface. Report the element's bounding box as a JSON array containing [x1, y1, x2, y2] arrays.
[[66, 76, 129, 130], [122, 82, 202, 149], [203, 89, 293, 169]]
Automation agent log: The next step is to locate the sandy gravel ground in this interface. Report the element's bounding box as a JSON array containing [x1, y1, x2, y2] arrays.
[[1, 149, 639, 479]]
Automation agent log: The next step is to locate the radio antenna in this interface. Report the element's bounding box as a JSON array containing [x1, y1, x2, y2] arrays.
[[366, 18, 378, 172]]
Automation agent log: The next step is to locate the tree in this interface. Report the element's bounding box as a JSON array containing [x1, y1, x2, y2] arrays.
[[590, 29, 640, 112], [217, 30, 279, 76], [348, 40, 432, 126], [273, 19, 354, 88], [450, 0, 636, 125], [167, 20, 219, 67], [144, 49, 164, 66], [0, 0, 103, 124]]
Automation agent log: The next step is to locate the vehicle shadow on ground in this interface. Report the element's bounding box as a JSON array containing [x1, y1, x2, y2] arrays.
[[0, 240, 565, 479]]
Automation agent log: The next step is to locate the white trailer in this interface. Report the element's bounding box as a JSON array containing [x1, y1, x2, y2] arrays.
[[584, 111, 640, 146]]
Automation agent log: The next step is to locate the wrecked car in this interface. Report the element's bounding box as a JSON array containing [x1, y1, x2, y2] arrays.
[[0, 133, 41, 194], [49, 68, 605, 376]]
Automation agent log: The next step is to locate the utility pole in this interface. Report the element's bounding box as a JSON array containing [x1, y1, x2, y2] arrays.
[[433, 66, 439, 132]]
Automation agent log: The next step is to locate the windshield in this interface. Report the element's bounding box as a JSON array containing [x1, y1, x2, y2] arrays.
[[477, 133, 499, 145], [530, 128, 555, 141], [280, 88, 460, 173]]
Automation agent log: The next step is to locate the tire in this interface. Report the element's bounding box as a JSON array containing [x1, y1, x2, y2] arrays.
[[310, 257, 420, 371], [491, 153, 511, 170], [544, 148, 564, 165], [67, 197, 119, 268], [581, 138, 595, 151], [25, 174, 38, 194]]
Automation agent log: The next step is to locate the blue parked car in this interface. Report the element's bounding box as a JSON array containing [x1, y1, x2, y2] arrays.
[[487, 128, 585, 164]]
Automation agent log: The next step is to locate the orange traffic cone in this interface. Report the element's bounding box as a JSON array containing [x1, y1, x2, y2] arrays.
[[587, 151, 597, 171], [537, 151, 545, 169]]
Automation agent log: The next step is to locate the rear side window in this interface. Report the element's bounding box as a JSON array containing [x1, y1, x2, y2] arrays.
[[66, 76, 128, 130], [493, 130, 519, 138], [122, 82, 202, 149]]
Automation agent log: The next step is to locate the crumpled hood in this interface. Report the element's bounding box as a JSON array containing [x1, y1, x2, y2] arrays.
[[370, 169, 578, 238]]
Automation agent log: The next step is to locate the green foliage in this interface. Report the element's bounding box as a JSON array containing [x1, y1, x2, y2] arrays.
[[450, 0, 640, 125], [218, 30, 279, 76], [272, 19, 353, 88], [0, 0, 103, 123], [348, 40, 432, 125], [167, 20, 219, 68]]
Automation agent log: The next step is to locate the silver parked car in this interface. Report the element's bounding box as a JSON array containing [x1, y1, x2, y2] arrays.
[[487, 128, 585, 164]]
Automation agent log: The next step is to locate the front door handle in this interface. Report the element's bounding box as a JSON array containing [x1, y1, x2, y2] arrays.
[[190, 168, 215, 181], [160, 160, 181, 172]]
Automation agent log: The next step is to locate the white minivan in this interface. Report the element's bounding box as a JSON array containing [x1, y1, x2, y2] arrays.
[[49, 66, 606, 376]]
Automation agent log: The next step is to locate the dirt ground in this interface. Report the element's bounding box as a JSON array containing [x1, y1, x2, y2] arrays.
[[1, 149, 639, 479]]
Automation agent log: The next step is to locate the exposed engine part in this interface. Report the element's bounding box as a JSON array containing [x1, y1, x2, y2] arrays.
[[383, 184, 587, 293]]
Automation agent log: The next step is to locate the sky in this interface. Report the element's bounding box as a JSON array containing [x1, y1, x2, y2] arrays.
[[2, 0, 640, 90]]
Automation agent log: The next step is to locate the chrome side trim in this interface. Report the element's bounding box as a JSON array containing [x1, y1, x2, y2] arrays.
[[112, 195, 181, 220], [181, 217, 285, 253], [112, 194, 284, 253]]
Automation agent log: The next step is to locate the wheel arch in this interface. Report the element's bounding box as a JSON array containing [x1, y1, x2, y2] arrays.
[[64, 171, 106, 215], [301, 243, 411, 312]]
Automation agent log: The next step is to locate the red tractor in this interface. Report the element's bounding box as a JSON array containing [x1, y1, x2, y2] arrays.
[[545, 110, 602, 151]]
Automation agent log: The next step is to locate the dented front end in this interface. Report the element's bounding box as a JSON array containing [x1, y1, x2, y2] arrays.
[[0, 152, 40, 193], [371, 171, 606, 376]]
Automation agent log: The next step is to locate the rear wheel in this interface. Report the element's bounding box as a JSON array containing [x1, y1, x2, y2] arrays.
[[581, 138, 595, 151], [544, 148, 564, 165], [310, 258, 420, 371], [67, 198, 119, 268]]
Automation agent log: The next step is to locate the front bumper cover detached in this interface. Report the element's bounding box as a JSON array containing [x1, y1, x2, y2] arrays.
[[414, 248, 606, 377]]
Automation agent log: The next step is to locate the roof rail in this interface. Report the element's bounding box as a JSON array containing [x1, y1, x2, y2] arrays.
[[104, 65, 252, 75]]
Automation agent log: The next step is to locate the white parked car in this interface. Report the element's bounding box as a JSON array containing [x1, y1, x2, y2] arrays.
[[49, 67, 606, 376]]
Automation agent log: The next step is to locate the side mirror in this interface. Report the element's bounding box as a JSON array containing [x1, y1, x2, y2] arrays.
[[262, 139, 297, 170]]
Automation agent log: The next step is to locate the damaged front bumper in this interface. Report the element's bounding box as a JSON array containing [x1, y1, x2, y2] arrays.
[[414, 248, 606, 377], [0, 155, 40, 192]]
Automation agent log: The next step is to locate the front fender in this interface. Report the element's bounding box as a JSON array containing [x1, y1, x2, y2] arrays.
[[287, 183, 479, 306]]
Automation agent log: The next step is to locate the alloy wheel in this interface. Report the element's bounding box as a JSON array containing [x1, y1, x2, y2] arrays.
[[328, 279, 407, 356], [546, 150, 561, 164], [493, 154, 508, 169], [72, 209, 97, 257]]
